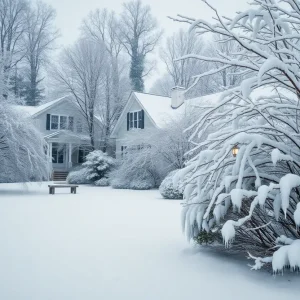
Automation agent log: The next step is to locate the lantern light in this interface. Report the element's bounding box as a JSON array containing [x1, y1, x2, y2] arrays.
[[232, 145, 239, 157]]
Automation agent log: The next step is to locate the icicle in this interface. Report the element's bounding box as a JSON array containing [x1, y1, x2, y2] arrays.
[[293, 203, 300, 229], [222, 220, 236, 248]]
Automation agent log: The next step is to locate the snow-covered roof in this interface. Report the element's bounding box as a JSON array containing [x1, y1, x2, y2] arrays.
[[134, 92, 178, 127], [14, 96, 69, 117], [134, 91, 224, 127], [110, 90, 224, 138]]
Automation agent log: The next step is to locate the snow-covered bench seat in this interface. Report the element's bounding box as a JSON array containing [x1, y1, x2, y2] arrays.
[[48, 184, 78, 195]]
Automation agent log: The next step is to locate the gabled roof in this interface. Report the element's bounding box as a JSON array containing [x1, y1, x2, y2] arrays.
[[110, 90, 224, 138], [15, 96, 69, 117]]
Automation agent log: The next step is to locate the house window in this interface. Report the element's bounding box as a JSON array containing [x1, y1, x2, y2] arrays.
[[52, 144, 64, 163], [121, 146, 127, 158], [60, 116, 67, 129], [50, 115, 74, 131], [129, 111, 143, 129], [77, 120, 83, 133], [51, 115, 59, 130]]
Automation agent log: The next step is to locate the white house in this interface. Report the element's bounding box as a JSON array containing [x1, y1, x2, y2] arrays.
[[17, 96, 103, 180], [110, 86, 221, 159]]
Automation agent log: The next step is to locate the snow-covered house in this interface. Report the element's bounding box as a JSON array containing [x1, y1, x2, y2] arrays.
[[110, 86, 220, 158], [17, 96, 103, 179]]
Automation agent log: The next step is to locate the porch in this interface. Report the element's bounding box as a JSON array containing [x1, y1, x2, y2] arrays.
[[47, 142, 91, 171], [45, 131, 92, 172]]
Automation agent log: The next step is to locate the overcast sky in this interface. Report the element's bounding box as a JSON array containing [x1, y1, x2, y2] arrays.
[[44, 0, 250, 89]]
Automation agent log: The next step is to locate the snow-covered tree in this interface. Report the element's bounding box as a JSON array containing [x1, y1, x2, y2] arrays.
[[67, 150, 115, 186], [111, 111, 196, 190], [52, 38, 109, 149], [119, 0, 162, 91], [23, 1, 59, 106], [0, 104, 50, 182], [82, 9, 131, 152], [172, 0, 300, 273]]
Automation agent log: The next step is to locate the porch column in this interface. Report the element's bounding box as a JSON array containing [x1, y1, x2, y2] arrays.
[[68, 143, 72, 168], [49, 142, 52, 160]]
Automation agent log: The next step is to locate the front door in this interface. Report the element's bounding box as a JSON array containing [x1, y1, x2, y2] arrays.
[[52, 143, 66, 169]]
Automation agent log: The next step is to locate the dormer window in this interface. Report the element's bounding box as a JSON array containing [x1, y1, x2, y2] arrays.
[[49, 114, 74, 131], [127, 110, 144, 130], [51, 115, 59, 130]]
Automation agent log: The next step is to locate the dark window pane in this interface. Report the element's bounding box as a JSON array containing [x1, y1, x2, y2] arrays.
[[58, 150, 64, 163], [51, 115, 59, 130], [134, 112, 137, 128], [60, 116, 67, 129], [129, 112, 134, 128]]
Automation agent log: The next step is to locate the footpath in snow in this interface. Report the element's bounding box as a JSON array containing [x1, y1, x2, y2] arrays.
[[0, 183, 299, 300]]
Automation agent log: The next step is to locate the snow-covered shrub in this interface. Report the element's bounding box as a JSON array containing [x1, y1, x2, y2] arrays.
[[112, 113, 198, 190], [83, 150, 115, 182], [173, 0, 300, 273], [95, 177, 109, 187], [67, 167, 91, 184], [67, 150, 115, 185], [0, 104, 50, 183], [110, 158, 157, 190], [159, 170, 184, 199]]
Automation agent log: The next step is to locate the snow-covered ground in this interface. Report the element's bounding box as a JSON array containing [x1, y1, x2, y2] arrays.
[[0, 183, 299, 300]]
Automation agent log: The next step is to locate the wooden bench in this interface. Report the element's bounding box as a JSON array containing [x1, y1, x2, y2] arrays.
[[48, 184, 78, 195]]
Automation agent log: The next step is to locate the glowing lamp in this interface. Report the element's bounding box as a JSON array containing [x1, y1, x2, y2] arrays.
[[232, 145, 239, 157]]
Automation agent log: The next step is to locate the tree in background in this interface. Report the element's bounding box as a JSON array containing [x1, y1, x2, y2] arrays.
[[203, 34, 242, 92], [53, 38, 108, 149], [119, 0, 162, 92], [22, 1, 59, 106], [82, 8, 131, 152], [151, 30, 242, 98], [0, 0, 28, 100], [160, 30, 204, 92]]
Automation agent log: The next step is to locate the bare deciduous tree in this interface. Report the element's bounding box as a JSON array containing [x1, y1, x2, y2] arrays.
[[119, 0, 162, 92], [0, 0, 28, 99], [23, 1, 59, 106], [160, 29, 203, 89], [82, 9, 123, 103], [82, 8, 131, 152], [53, 38, 108, 149]]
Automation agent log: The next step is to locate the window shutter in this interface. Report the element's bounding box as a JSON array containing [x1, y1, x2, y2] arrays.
[[141, 110, 144, 129], [127, 112, 129, 131], [46, 114, 50, 130]]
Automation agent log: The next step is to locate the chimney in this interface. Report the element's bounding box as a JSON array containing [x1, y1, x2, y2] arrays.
[[171, 86, 185, 109]]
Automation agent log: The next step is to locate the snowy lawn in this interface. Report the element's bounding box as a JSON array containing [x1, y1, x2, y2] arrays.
[[0, 183, 299, 300]]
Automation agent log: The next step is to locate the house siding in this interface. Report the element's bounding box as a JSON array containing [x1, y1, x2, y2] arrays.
[[114, 96, 156, 159], [33, 101, 88, 136]]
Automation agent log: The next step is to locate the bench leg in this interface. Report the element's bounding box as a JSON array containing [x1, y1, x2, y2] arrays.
[[51, 187, 55, 195], [74, 188, 76, 194], [71, 187, 74, 194]]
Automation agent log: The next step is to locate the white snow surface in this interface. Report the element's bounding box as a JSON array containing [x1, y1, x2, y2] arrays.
[[0, 183, 299, 300], [134, 91, 223, 128], [14, 96, 68, 116]]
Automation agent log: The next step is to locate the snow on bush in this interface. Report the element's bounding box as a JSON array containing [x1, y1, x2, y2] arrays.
[[95, 177, 109, 187], [173, 0, 300, 274], [111, 114, 198, 190], [83, 150, 115, 182], [0, 104, 50, 183], [110, 159, 157, 190], [67, 150, 115, 185], [67, 167, 91, 184], [159, 170, 184, 199]]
